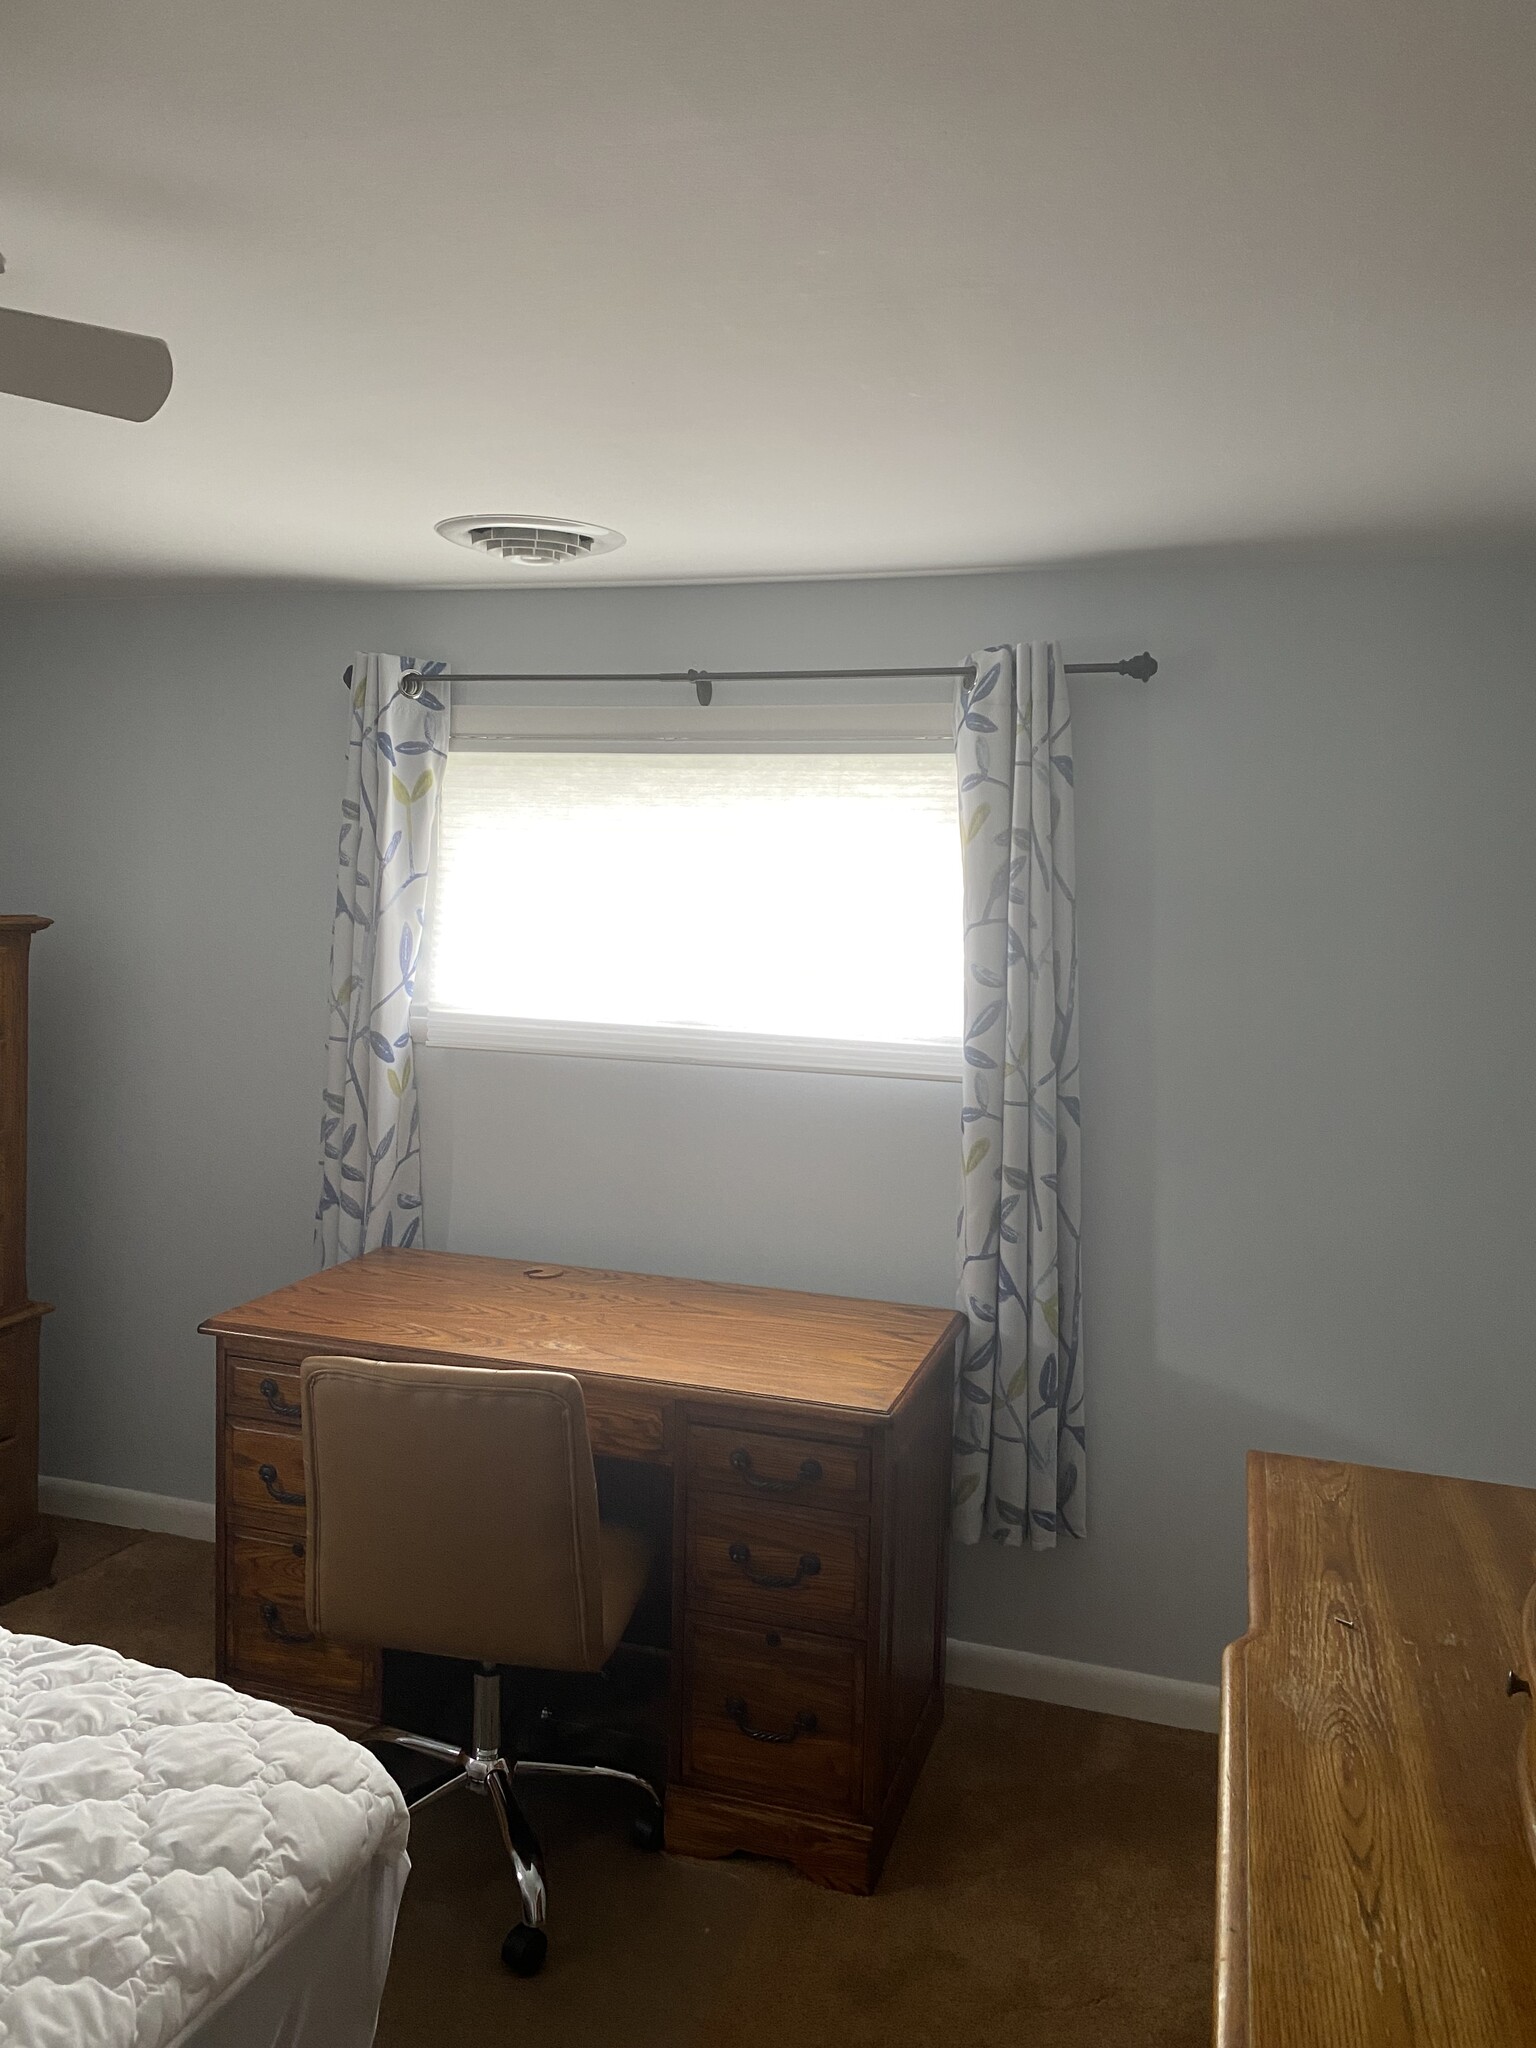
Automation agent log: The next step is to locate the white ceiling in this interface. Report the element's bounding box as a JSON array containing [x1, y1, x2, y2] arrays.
[[3, 0, 1534, 586]]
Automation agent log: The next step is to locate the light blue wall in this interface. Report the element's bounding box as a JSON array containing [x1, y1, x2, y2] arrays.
[[3, 545, 1533, 1684]]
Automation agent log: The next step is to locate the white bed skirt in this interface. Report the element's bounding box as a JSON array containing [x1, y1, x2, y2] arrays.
[[172, 1841, 410, 2048], [0, 1630, 411, 2048]]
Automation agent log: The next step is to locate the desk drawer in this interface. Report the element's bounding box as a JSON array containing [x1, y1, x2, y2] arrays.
[[688, 1500, 864, 1634], [225, 1534, 368, 1705], [227, 1425, 308, 1532], [687, 1423, 868, 1509], [685, 1620, 860, 1813], [586, 1384, 669, 1462], [227, 1360, 303, 1430]]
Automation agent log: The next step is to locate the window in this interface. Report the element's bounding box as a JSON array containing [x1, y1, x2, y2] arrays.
[[414, 690, 962, 1078]]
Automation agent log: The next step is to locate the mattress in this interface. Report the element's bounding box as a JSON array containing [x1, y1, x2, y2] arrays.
[[0, 1629, 410, 2048]]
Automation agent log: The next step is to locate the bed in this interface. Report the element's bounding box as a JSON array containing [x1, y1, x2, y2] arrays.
[[0, 1629, 410, 2048]]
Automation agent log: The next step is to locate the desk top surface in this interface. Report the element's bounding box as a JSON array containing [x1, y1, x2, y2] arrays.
[[1222, 1451, 1536, 2046], [202, 1250, 962, 1420]]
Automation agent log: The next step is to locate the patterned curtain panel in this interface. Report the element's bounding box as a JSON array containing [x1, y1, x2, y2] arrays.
[[316, 654, 450, 1267], [953, 643, 1085, 1548]]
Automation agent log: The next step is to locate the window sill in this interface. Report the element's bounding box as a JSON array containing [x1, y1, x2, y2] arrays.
[[410, 1007, 961, 1081]]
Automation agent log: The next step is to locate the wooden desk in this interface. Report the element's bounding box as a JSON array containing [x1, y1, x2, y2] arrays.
[[1218, 1452, 1536, 2044], [203, 1249, 962, 1891]]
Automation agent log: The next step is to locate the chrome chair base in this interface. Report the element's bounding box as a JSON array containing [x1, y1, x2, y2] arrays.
[[375, 1666, 662, 1978]]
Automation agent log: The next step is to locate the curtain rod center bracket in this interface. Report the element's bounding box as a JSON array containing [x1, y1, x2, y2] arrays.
[[686, 670, 714, 707]]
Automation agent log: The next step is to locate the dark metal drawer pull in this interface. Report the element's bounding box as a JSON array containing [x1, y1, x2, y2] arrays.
[[259, 1377, 301, 1421], [257, 1463, 305, 1507], [259, 1601, 314, 1646], [724, 1696, 818, 1744], [729, 1448, 823, 1494], [726, 1541, 820, 1589]]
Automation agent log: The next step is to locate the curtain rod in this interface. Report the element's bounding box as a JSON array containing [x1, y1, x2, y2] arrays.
[[391, 652, 1157, 706]]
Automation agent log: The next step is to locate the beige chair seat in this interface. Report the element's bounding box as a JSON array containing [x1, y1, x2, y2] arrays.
[[599, 1522, 654, 1661]]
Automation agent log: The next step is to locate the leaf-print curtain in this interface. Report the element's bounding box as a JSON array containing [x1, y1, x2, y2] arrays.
[[316, 654, 450, 1266], [953, 643, 1085, 1548]]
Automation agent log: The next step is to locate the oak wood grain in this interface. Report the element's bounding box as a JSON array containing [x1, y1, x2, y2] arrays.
[[1517, 1584, 1536, 1874], [0, 1315, 41, 1450], [879, 1350, 950, 1783], [580, 1381, 670, 1462], [227, 1424, 307, 1533], [1215, 1637, 1250, 2048], [226, 1360, 303, 1429], [226, 1532, 369, 1702], [686, 1421, 869, 1507], [687, 1499, 866, 1634], [682, 1618, 862, 1812], [202, 1250, 962, 1419], [664, 1782, 879, 1891], [1219, 1452, 1536, 2046]]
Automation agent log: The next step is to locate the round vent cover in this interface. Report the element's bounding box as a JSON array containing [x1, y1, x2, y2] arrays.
[[434, 513, 625, 565]]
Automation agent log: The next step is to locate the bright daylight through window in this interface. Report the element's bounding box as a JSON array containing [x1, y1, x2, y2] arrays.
[[424, 748, 962, 1073]]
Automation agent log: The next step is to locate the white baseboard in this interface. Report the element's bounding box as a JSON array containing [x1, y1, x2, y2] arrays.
[[40, 1477, 215, 1544], [33, 1482, 1216, 1729], [947, 1636, 1220, 1734]]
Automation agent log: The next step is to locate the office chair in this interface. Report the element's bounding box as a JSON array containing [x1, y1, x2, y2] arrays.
[[300, 1354, 663, 1977]]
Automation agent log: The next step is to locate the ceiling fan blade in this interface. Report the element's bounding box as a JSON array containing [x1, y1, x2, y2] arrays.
[[0, 305, 172, 421]]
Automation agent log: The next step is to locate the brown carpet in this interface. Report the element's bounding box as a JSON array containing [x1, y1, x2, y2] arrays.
[[4, 1519, 1217, 2047], [2, 1516, 216, 1676]]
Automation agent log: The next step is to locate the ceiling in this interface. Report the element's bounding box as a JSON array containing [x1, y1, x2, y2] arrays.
[[3, 0, 1534, 586]]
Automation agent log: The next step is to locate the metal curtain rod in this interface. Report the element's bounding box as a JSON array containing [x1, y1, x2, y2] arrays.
[[394, 651, 1157, 706]]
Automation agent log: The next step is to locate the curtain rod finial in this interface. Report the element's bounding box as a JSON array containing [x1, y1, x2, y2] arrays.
[[1126, 651, 1158, 683]]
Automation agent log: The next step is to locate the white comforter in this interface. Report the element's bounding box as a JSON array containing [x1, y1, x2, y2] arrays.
[[0, 1629, 409, 2048]]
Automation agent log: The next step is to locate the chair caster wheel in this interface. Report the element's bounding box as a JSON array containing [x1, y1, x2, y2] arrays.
[[501, 1923, 548, 1977], [631, 1808, 665, 1853]]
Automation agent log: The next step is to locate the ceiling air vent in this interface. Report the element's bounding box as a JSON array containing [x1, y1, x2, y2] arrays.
[[434, 514, 625, 565]]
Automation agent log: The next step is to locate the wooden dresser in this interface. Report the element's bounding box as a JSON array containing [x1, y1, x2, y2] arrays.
[[0, 916, 56, 1599], [203, 1250, 962, 1891], [1218, 1452, 1536, 2044]]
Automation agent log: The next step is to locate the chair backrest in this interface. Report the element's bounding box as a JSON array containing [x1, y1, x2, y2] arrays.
[[300, 1355, 611, 1671]]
